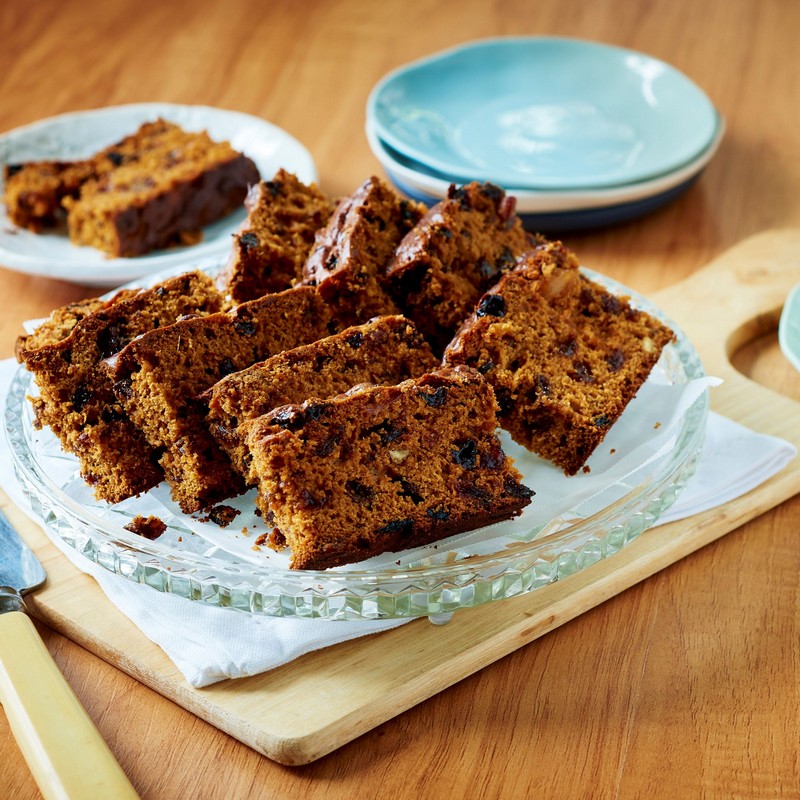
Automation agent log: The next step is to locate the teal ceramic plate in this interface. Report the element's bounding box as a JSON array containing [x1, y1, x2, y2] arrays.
[[368, 37, 719, 190], [779, 283, 800, 373], [366, 116, 725, 216]]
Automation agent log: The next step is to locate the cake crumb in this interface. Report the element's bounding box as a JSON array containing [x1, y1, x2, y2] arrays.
[[208, 505, 240, 528], [123, 515, 167, 540], [266, 529, 287, 552]]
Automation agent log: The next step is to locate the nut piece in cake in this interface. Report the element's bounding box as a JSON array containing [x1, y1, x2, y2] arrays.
[[385, 181, 539, 353], [218, 169, 335, 302], [443, 241, 676, 475], [17, 271, 223, 503], [244, 366, 534, 570], [107, 285, 338, 513], [204, 314, 438, 479], [302, 176, 426, 326]]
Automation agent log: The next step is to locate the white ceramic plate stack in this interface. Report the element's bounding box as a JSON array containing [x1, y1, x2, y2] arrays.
[[366, 37, 724, 231]]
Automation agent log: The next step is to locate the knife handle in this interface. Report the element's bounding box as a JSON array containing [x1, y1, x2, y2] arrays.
[[0, 606, 140, 800]]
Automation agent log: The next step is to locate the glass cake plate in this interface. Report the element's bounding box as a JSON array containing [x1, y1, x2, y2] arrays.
[[4, 273, 710, 620]]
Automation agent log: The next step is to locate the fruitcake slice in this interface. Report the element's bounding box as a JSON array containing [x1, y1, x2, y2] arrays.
[[17, 271, 223, 502], [302, 176, 425, 325], [385, 181, 539, 353], [244, 367, 533, 570], [444, 241, 676, 475], [108, 285, 338, 513], [218, 169, 335, 301]]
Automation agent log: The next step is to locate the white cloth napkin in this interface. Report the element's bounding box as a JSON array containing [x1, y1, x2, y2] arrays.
[[0, 357, 794, 687]]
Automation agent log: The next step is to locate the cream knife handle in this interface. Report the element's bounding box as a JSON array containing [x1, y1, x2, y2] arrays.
[[0, 604, 140, 800]]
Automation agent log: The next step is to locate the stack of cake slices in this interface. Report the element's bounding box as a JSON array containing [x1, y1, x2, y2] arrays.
[[18, 171, 674, 569]]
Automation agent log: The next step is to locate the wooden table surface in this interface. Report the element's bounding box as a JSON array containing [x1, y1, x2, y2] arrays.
[[1, 0, 799, 797]]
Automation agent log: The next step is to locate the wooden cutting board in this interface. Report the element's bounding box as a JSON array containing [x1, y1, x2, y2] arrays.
[[2, 229, 799, 766]]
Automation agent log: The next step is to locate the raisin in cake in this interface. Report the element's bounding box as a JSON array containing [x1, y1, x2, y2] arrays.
[[443, 241, 676, 475], [385, 182, 539, 353], [62, 120, 259, 257], [108, 286, 337, 513], [218, 169, 335, 302], [302, 176, 425, 325], [18, 271, 223, 502], [244, 367, 533, 570], [204, 315, 438, 478]]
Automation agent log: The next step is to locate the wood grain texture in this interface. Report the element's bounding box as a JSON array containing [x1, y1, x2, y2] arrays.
[[1, 0, 799, 797]]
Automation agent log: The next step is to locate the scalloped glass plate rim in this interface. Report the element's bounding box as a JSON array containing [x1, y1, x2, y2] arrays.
[[5, 271, 709, 617]]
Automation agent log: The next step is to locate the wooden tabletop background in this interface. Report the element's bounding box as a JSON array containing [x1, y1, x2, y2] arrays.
[[1, 0, 799, 797]]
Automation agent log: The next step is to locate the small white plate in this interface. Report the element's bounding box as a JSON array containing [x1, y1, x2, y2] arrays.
[[368, 37, 719, 190], [0, 103, 317, 287], [778, 283, 800, 373]]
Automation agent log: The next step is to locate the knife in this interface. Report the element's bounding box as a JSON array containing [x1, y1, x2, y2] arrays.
[[0, 507, 139, 799]]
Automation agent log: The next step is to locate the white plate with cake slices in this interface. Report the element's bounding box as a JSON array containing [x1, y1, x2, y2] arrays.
[[0, 103, 317, 287]]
